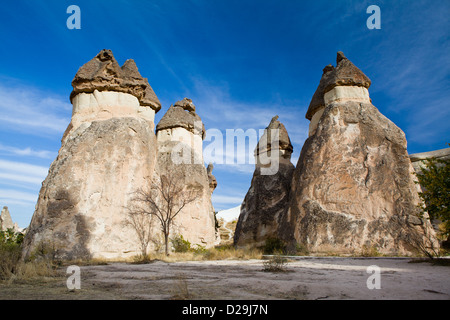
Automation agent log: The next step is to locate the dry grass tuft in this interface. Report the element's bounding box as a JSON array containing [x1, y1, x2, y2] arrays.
[[170, 273, 191, 300], [262, 254, 288, 272], [0, 242, 60, 284], [126, 245, 263, 263]]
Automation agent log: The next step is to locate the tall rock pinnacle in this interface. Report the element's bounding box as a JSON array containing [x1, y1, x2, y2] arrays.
[[155, 98, 219, 246], [234, 116, 295, 248], [280, 52, 438, 256], [0, 206, 14, 231], [22, 50, 162, 260]]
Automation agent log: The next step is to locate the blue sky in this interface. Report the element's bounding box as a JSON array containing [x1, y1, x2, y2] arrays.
[[0, 0, 449, 228]]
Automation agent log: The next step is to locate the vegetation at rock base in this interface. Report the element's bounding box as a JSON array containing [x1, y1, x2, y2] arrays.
[[0, 230, 59, 282], [415, 156, 450, 238], [171, 234, 206, 254], [261, 237, 287, 255], [128, 173, 198, 257], [262, 254, 288, 272]]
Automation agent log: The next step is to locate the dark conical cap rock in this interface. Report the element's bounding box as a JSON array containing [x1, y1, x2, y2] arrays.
[[174, 97, 196, 112], [305, 51, 371, 120], [156, 98, 206, 139], [255, 115, 293, 156], [121, 59, 141, 79], [71, 49, 161, 111], [332, 52, 371, 89]]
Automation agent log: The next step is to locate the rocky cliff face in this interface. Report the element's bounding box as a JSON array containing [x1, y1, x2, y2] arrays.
[[22, 50, 160, 260], [280, 52, 438, 255], [234, 116, 295, 248]]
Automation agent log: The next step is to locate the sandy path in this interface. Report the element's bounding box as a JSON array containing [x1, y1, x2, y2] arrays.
[[76, 257, 450, 300]]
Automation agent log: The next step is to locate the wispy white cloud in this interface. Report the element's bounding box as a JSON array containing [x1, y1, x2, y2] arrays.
[[191, 78, 308, 166], [0, 172, 44, 185], [0, 143, 56, 159], [0, 159, 49, 226], [0, 82, 70, 136], [0, 189, 38, 204], [0, 159, 48, 186]]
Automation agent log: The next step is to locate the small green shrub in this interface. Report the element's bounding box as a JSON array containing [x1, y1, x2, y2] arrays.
[[0, 241, 22, 280], [0, 229, 24, 245], [295, 243, 309, 256], [415, 155, 450, 237], [262, 237, 287, 255], [191, 244, 207, 254], [263, 255, 288, 272], [360, 245, 380, 257], [171, 235, 211, 255], [214, 244, 234, 252], [171, 234, 192, 253], [0, 229, 25, 280]]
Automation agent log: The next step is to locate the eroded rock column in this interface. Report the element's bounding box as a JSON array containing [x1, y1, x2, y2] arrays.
[[283, 52, 438, 255], [23, 50, 161, 260], [155, 98, 218, 248], [234, 116, 295, 248]]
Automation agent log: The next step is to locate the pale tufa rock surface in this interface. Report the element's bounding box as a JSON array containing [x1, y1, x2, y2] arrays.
[[22, 117, 158, 261], [22, 50, 161, 260], [409, 147, 450, 173], [1, 206, 15, 232], [280, 52, 438, 256], [155, 98, 219, 248]]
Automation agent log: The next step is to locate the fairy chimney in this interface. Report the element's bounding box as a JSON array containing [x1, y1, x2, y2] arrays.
[[234, 116, 295, 248], [280, 52, 438, 255], [155, 98, 218, 247], [22, 49, 161, 260]]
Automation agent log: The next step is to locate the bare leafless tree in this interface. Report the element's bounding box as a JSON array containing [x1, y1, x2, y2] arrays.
[[125, 208, 155, 260], [129, 172, 198, 256]]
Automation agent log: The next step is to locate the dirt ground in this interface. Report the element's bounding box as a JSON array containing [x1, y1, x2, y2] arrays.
[[1, 257, 449, 300]]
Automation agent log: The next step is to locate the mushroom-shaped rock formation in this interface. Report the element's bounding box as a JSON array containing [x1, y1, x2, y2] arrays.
[[280, 52, 438, 256], [255, 115, 293, 161], [154, 98, 219, 247], [22, 50, 161, 260], [70, 49, 161, 111], [306, 51, 371, 136], [156, 98, 206, 140], [65, 50, 162, 141], [234, 116, 295, 248]]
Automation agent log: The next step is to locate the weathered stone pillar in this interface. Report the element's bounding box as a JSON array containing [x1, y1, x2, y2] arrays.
[[22, 50, 161, 260]]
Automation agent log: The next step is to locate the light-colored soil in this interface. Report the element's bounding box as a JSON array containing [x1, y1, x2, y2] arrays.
[[1, 257, 449, 300]]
